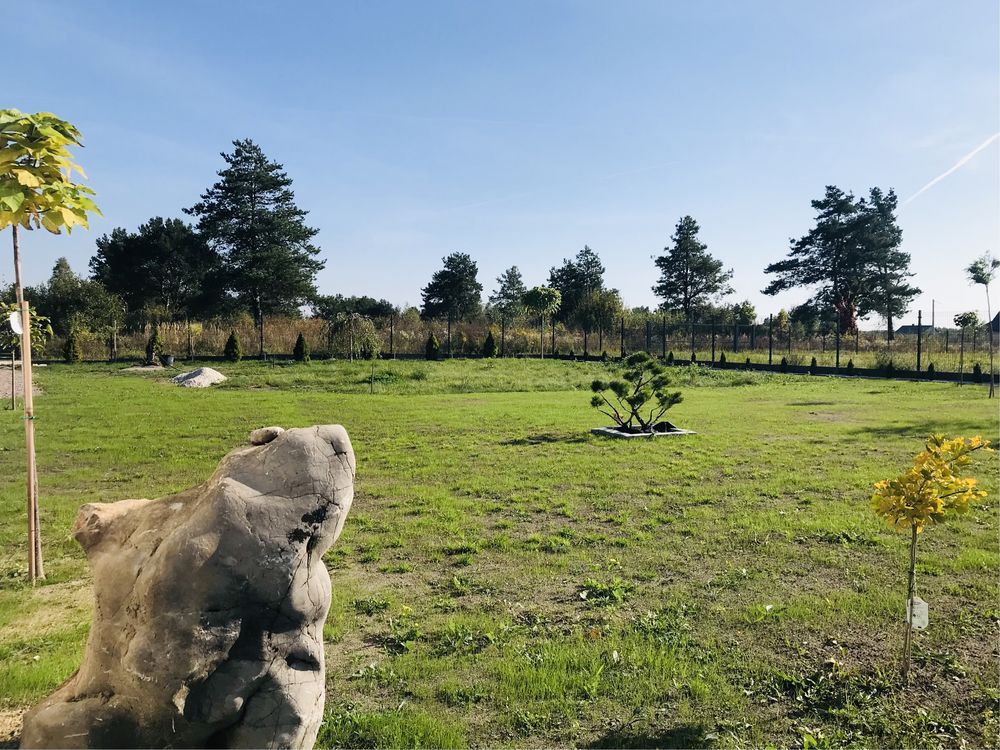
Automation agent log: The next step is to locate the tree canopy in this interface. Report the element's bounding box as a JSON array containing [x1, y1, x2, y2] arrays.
[[763, 185, 917, 335], [489, 265, 527, 321], [653, 216, 733, 322], [420, 252, 483, 323], [548, 246, 606, 326], [90, 217, 222, 324], [312, 294, 396, 321]]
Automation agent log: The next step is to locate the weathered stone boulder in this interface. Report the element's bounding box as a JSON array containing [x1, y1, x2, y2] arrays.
[[20, 424, 356, 750]]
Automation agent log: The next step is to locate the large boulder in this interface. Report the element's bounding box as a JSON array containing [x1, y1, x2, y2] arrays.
[[20, 425, 356, 749], [171, 367, 227, 388]]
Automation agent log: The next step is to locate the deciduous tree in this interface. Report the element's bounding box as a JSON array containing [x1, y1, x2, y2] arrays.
[[0, 108, 100, 581]]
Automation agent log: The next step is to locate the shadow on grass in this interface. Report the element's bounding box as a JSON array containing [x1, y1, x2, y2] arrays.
[[851, 419, 996, 440], [585, 724, 714, 749], [501, 433, 590, 446]]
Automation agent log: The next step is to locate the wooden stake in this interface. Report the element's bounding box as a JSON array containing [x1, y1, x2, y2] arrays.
[[12, 226, 43, 581]]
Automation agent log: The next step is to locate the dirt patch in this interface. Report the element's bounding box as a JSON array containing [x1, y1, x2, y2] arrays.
[[0, 363, 41, 401], [120, 365, 165, 374], [0, 709, 21, 748]]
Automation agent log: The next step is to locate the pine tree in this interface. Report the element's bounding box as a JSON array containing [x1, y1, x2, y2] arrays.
[[421, 253, 483, 357], [186, 140, 324, 358], [653, 216, 733, 359]]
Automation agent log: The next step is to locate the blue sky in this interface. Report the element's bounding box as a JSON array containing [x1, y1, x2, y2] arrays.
[[9, 0, 999, 324]]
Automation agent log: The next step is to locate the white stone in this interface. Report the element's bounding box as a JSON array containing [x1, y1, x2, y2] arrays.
[[170, 367, 227, 388]]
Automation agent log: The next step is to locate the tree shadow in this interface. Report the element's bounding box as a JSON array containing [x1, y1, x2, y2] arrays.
[[851, 419, 996, 440], [585, 724, 715, 749], [501, 433, 590, 446]]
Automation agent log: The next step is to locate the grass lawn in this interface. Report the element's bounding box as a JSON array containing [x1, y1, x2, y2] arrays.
[[0, 359, 996, 748]]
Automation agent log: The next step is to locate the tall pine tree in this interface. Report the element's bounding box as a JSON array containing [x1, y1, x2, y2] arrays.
[[420, 253, 483, 357], [763, 185, 916, 336], [548, 246, 606, 326], [653, 216, 733, 329], [186, 139, 324, 357]]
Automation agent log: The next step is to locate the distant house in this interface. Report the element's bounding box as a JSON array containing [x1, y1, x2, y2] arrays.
[[992, 312, 999, 333], [893, 324, 934, 336]]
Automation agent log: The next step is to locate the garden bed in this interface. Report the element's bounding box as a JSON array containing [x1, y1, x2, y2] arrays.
[[591, 421, 695, 439]]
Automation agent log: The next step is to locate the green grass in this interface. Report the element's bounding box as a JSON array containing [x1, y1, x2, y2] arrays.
[[0, 359, 997, 748]]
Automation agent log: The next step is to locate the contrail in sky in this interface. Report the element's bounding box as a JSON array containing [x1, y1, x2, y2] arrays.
[[902, 131, 1000, 206]]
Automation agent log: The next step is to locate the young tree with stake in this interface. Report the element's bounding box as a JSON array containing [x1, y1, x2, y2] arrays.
[[0, 109, 100, 582], [522, 286, 561, 358], [872, 435, 992, 678], [965, 253, 998, 398]]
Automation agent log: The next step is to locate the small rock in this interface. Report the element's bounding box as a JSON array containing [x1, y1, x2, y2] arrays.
[[250, 426, 285, 445], [170, 367, 227, 388]]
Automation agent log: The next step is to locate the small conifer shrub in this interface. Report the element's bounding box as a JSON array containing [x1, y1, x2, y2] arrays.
[[293, 332, 310, 362], [224, 331, 243, 362], [426, 333, 441, 360]]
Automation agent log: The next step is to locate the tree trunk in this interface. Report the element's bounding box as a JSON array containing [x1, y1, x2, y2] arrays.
[[12, 226, 43, 581], [583, 329, 588, 357]]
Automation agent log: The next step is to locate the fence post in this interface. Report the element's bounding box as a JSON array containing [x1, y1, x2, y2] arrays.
[[711, 321, 717, 364], [945, 329, 949, 353], [690, 319, 695, 361], [500, 317, 506, 357], [768, 315, 773, 366], [916, 310, 922, 373], [835, 324, 841, 369], [620, 316, 625, 359], [855, 328, 859, 354], [389, 315, 395, 359], [645, 319, 651, 353], [959, 328, 965, 386], [661, 314, 666, 358], [732, 323, 738, 353]]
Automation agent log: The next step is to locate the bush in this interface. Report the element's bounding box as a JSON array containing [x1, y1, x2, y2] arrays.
[[63, 330, 82, 363], [224, 331, 243, 362], [745, 356, 751, 370], [332, 314, 381, 360], [666, 351, 674, 364], [885, 359, 896, 378], [590, 352, 683, 433], [293, 332, 310, 362], [718, 352, 727, 366], [780, 356, 788, 372], [426, 333, 441, 361], [690, 352, 697, 363], [973, 363, 983, 383], [600, 350, 609, 361], [926, 362, 935, 379], [846, 358, 855, 374], [481, 330, 498, 358], [146, 327, 163, 364], [810, 356, 818, 375]]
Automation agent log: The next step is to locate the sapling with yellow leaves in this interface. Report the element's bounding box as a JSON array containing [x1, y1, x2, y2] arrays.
[[872, 435, 993, 677], [0, 109, 100, 581]]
